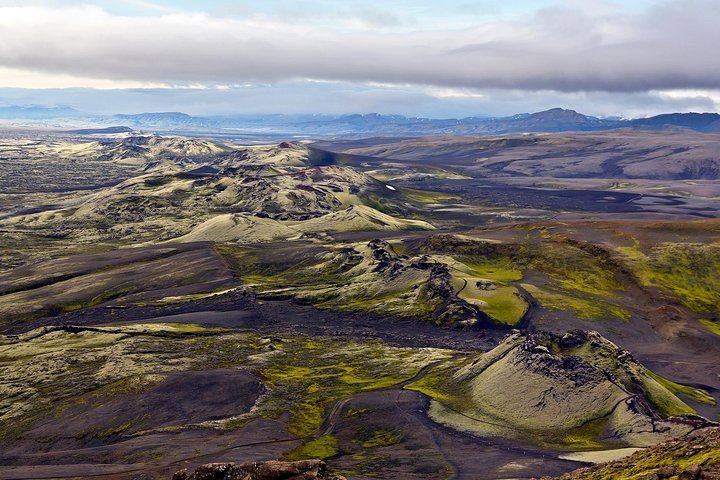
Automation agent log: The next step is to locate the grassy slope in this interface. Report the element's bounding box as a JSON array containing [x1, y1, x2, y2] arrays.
[[618, 241, 720, 315], [546, 427, 720, 480], [405, 332, 710, 450]]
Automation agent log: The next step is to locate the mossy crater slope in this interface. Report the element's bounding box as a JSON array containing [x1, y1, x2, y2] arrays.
[[409, 330, 715, 449]]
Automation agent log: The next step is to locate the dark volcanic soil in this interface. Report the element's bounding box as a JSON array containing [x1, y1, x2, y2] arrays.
[[2, 370, 264, 458], [327, 388, 580, 480], [9, 290, 499, 352]]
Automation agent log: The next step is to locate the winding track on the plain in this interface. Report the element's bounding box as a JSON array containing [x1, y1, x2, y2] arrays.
[[0, 359, 455, 480]]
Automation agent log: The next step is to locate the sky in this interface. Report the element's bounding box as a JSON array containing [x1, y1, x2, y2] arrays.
[[0, 0, 718, 118]]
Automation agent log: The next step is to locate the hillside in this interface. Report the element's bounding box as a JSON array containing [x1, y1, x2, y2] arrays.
[[1, 130, 719, 480], [407, 331, 714, 449], [544, 427, 720, 479], [329, 130, 720, 180]]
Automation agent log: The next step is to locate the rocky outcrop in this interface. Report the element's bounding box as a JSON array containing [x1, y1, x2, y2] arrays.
[[334, 247, 364, 273], [368, 239, 406, 276], [171, 460, 346, 480], [365, 239, 493, 328], [476, 279, 496, 290], [425, 262, 486, 328], [542, 427, 720, 479]]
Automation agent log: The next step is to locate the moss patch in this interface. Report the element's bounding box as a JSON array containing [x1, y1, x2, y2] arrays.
[[454, 256, 523, 282], [552, 417, 609, 450], [618, 242, 720, 314], [259, 339, 450, 437], [361, 429, 403, 448], [286, 435, 339, 461], [646, 371, 716, 409], [521, 283, 630, 321], [700, 319, 720, 336]]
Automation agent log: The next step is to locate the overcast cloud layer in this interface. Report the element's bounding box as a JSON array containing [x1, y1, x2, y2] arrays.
[[1, 0, 719, 91], [0, 0, 718, 116]]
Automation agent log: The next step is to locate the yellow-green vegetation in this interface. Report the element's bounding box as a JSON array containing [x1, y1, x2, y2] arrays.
[[458, 239, 633, 322], [459, 285, 528, 326], [519, 241, 629, 321], [639, 374, 695, 416], [404, 356, 473, 404], [149, 288, 239, 306], [342, 408, 369, 418], [407, 332, 701, 450], [0, 244, 239, 325], [399, 187, 461, 204], [286, 435, 339, 461], [555, 417, 609, 450], [0, 324, 452, 444], [430, 237, 631, 323], [618, 241, 720, 314], [159, 323, 212, 333], [646, 371, 716, 410], [220, 243, 454, 323], [95, 414, 151, 439], [259, 338, 452, 437], [439, 255, 527, 325], [86, 374, 167, 403], [57, 286, 133, 313], [0, 325, 259, 439], [552, 428, 720, 480], [700, 319, 720, 336], [455, 256, 523, 282], [521, 283, 631, 321], [219, 234, 638, 326], [360, 429, 403, 448], [503, 240, 625, 298]]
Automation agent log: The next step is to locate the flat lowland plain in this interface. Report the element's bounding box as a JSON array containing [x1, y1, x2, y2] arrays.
[[0, 129, 718, 480]]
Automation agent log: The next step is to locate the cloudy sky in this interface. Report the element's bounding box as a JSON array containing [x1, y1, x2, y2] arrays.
[[0, 0, 718, 117]]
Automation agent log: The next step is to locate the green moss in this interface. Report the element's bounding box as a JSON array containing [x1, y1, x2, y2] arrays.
[[518, 241, 625, 298], [404, 358, 471, 404], [569, 429, 720, 479], [400, 188, 460, 204], [87, 374, 166, 404], [387, 241, 410, 257], [259, 337, 448, 438], [521, 283, 631, 321], [164, 323, 207, 333], [59, 286, 133, 313], [314, 288, 441, 321], [343, 408, 369, 418], [619, 242, 720, 314], [460, 285, 528, 326], [646, 371, 715, 408], [361, 429, 402, 448], [288, 401, 326, 437], [94, 413, 150, 439], [362, 194, 390, 214], [700, 319, 720, 336], [286, 435, 339, 461], [1, 321, 448, 457], [552, 416, 609, 450], [453, 240, 631, 324], [455, 256, 523, 282]]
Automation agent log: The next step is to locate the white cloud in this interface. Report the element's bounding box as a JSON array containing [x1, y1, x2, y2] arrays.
[[0, 1, 717, 93], [0, 67, 168, 89]]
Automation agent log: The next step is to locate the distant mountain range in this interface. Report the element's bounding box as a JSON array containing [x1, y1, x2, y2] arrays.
[[1, 104, 720, 137], [0, 104, 82, 120]]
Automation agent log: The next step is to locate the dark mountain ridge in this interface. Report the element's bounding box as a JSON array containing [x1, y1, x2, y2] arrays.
[[2, 104, 720, 136]]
